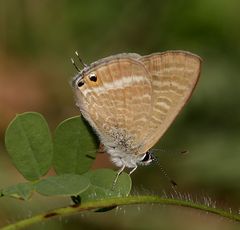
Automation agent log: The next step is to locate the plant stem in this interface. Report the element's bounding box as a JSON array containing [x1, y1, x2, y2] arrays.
[[1, 195, 240, 230]]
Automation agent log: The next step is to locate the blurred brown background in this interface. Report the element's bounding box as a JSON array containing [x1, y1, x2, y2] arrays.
[[1, 1, 240, 229]]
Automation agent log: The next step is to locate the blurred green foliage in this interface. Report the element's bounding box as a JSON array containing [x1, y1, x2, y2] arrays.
[[0, 0, 240, 229]]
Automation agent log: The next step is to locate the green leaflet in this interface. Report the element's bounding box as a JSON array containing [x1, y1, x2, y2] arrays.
[[5, 112, 53, 181], [35, 174, 90, 196], [53, 116, 98, 175], [80, 169, 132, 203]]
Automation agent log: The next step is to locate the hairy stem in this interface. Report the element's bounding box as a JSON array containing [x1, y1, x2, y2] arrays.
[[1, 195, 239, 230]]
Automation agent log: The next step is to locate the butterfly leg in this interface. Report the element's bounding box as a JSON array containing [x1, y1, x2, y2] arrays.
[[112, 165, 125, 190], [129, 166, 137, 175]]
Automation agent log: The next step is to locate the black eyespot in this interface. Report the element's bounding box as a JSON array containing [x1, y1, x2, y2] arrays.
[[77, 80, 84, 87], [89, 73, 97, 82]]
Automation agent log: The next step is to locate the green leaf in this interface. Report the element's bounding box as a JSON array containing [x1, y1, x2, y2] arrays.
[[35, 174, 89, 196], [5, 112, 53, 181], [1, 183, 34, 200], [80, 169, 132, 202], [53, 116, 98, 175]]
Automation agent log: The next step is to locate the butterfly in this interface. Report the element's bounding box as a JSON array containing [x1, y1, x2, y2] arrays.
[[72, 51, 201, 181]]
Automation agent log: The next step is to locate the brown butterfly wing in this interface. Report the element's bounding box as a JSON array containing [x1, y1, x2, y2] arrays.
[[138, 51, 202, 153], [74, 55, 153, 152]]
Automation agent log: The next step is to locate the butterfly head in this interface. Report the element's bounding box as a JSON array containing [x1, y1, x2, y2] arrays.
[[138, 150, 157, 166]]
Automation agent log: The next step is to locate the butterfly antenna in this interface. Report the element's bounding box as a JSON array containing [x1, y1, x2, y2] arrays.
[[151, 148, 189, 156], [71, 57, 80, 72], [75, 51, 87, 67], [153, 156, 177, 187]]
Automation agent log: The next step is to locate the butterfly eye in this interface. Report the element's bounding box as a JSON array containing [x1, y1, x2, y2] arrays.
[[141, 152, 151, 162], [89, 73, 97, 82], [140, 151, 155, 165]]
